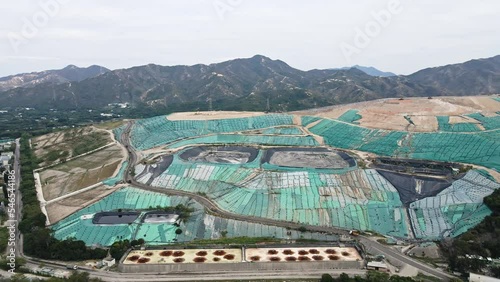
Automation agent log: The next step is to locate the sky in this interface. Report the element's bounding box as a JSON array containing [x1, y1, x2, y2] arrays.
[[0, 0, 499, 77]]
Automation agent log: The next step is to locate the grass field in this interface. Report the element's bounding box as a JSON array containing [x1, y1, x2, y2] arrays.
[[33, 126, 113, 166], [94, 120, 127, 130], [45, 185, 118, 223], [40, 145, 124, 201]]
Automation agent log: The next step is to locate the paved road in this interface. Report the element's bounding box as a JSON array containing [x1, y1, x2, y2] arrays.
[[359, 238, 452, 281]]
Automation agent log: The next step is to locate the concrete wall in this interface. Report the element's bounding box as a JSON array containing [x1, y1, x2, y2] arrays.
[[119, 260, 364, 273]]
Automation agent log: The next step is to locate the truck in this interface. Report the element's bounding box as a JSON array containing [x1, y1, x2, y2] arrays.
[[349, 230, 360, 236], [66, 265, 78, 270]]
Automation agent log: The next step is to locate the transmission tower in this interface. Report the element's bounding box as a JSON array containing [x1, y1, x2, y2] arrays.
[[208, 98, 213, 111]]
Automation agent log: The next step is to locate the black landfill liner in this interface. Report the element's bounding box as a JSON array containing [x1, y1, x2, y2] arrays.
[[92, 211, 140, 225], [377, 170, 453, 206], [146, 155, 174, 186]]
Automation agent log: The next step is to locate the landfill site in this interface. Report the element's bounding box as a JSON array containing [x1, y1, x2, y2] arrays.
[[44, 96, 500, 272]]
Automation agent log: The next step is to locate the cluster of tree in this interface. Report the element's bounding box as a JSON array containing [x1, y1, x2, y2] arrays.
[[0, 88, 326, 140], [19, 135, 108, 261], [109, 239, 144, 260], [320, 272, 462, 282], [1, 272, 103, 282], [0, 108, 120, 139], [442, 188, 500, 277], [18, 133, 47, 234]]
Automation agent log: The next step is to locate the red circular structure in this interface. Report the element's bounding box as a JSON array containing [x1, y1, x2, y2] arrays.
[[283, 249, 294, 255], [196, 251, 208, 256], [127, 255, 140, 261], [173, 258, 185, 263], [341, 251, 350, 256], [137, 257, 150, 263], [298, 256, 311, 261], [285, 256, 297, 261], [213, 257, 221, 262], [325, 249, 337, 254], [159, 251, 173, 257], [267, 249, 278, 255], [328, 255, 340, 261], [269, 257, 281, 262], [144, 252, 153, 257], [309, 249, 320, 254], [172, 251, 185, 257], [223, 254, 235, 260], [298, 250, 309, 255], [213, 250, 226, 256], [312, 255, 324, 261], [250, 256, 261, 262], [193, 257, 207, 263]]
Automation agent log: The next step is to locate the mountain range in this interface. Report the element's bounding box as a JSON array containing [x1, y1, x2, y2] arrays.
[[0, 65, 109, 93], [333, 65, 396, 77], [0, 55, 499, 111]]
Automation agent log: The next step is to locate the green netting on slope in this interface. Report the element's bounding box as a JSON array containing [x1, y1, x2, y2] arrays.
[[408, 171, 499, 240], [338, 110, 362, 124], [409, 132, 500, 171], [112, 124, 127, 141], [175, 213, 342, 242], [309, 119, 376, 149], [476, 169, 495, 182], [134, 223, 178, 245], [437, 116, 480, 132], [102, 161, 128, 186], [359, 131, 407, 157], [467, 113, 500, 130], [301, 116, 322, 127], [141, 157, 409, 237], [261, 127, 303, 135], [449, 204, 492, 237], [309, 119, 403, 156], [167, 134, 319, 149], [310, 118, 500, 171], [131, 114, 294, 150], [493, 97, 500, 103], [52, 187, 192, 246]]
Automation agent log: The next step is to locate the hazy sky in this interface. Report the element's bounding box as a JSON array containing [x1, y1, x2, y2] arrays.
[[1, 0, 499, 77]]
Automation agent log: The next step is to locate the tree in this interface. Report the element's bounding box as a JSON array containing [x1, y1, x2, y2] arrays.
[[64, 271, 104, 282], [320, 273, 334, 282], [366, 271, 390, 282], [110, 240, 130, 260], [175, 229, 183, 235], [339, 273, 351, 282]]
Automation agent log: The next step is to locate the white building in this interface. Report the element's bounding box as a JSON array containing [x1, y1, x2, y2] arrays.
[[470, 273, 500, 282], [102, 257, 116, 267]]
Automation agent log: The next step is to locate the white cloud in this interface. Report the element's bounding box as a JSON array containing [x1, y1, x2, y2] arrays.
[[0, 0, 499, 76]]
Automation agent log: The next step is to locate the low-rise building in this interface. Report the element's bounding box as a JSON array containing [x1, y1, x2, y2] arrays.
[[469, 273, 500, 282], [102, 257, 116, 267], [366, 261, 390, 272]]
